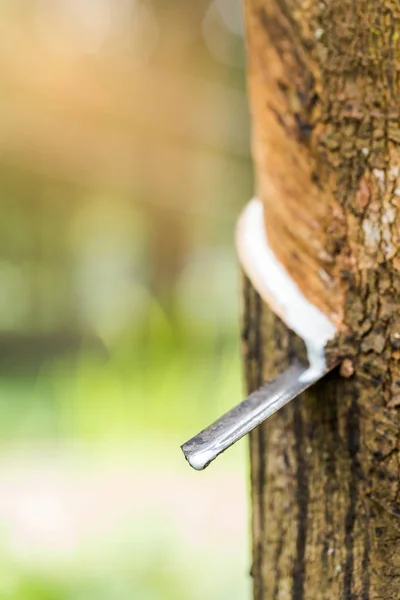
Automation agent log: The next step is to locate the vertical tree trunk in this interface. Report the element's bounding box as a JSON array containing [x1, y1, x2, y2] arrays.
[[242, 1, 400, 598]]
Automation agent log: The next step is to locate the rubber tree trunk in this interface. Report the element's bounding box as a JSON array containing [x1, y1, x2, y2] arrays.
[[242, 2, 400, 599]]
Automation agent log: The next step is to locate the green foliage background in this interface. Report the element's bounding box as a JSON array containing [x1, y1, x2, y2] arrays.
[[0, 0, 253, 597]]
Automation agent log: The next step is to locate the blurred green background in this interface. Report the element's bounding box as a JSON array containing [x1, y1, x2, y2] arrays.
[[0, 1, 253, 598]]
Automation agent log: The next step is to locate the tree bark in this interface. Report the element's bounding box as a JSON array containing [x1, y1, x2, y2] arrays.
[[242, 1, 400, 598]]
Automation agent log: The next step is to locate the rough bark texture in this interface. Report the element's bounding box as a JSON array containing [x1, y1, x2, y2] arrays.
[[243, 1, 400, 598]]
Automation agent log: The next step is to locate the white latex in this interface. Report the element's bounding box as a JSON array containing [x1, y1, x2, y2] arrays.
[[236, 198, 337, 383], [187, 449, 215, 471]]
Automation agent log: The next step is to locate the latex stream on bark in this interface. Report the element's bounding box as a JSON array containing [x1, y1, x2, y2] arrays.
[[236, 197, 337, 381]]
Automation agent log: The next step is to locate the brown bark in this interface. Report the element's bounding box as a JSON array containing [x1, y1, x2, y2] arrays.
[[243, 1, 400, 598]]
